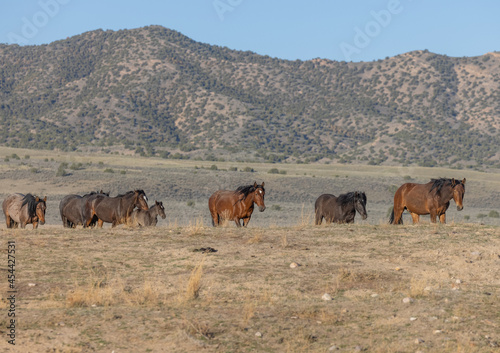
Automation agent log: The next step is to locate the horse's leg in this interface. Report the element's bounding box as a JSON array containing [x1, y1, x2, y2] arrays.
[[32, 221, 38, 229], [234, 218, 242, 227], [392, 205, 404, 225], [315, 211, 323, 225], [97, 219, 104, 228], [212, 213, 219, 227], [429, 212, 437, 223], [410, 213, 420, 224], [242, 217, 251, 227], [439, 213, 446, 224], [5, 214, 11, 228]]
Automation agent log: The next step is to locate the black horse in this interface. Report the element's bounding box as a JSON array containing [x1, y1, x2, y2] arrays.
[[315, 191, 368, 225], [59, 191, 109, 228]]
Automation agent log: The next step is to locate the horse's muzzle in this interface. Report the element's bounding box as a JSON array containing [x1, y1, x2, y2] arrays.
[[259, 206, 266, 212], [39, 220, 45, 225], [362, 214, 368, 220], [457, 205, 463, 211]]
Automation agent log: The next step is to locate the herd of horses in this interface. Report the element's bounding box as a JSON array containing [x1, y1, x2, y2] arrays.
[[1, 177, 466, 229]]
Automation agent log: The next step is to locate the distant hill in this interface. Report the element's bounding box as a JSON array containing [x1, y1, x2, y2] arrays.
[[0, 26, 499, 168]]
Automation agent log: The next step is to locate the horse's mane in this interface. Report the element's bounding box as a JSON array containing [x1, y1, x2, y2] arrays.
[[337, 191, 366, 207], [21, 194, 43, 218], [115, 190, 145, 198], [429, 178, 463, 195], [235, 184, 264, 200]]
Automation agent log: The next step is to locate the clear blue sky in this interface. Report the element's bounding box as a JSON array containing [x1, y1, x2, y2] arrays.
[[1, 0, 499, 62]]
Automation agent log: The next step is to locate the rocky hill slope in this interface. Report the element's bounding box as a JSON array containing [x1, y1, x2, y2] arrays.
[[0, 26, 499, 167]]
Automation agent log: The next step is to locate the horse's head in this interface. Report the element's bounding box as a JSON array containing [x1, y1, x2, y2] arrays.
[[354, 192, 368, 220], [156, 201, 166, 219], [35, 196, 47, 225], [135, 190, 149, 211], [451, 178, 466, 211], [253, 182, 266, 212]]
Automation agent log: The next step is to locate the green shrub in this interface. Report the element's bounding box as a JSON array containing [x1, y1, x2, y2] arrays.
[[210, 164, 218, 170], [56, 164, 67, 177], [271, 204, 282, 211], [477, 213, 487, 219], [268, 168, 279, 174], [104, 168, 114, 173], [488, 210, 499, 218], [70, 162, 83, 170], [243, 167, 254, 173], [187, 200, 195, 207]]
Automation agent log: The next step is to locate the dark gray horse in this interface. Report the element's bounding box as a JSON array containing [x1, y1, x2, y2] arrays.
[[130, 201, 166, 227], [314, 191, 367, 225], [59, 191, 109, 228]]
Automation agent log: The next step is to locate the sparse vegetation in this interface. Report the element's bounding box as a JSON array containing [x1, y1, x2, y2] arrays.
[[0, 148, 497, 352], [9, 222, 499, 352], [0, 27, 498, 167]]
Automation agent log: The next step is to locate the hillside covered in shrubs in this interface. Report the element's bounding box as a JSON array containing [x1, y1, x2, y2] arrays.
[[0, 26, 499, 167]]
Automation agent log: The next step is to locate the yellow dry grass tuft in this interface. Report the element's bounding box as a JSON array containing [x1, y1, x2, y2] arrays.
[[247, 231, 263, 244], [184, 260, 204, 301], [186, 217, 205, 236]]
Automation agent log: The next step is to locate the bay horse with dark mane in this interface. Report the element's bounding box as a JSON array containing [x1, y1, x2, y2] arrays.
[[315, 191, 367, 225], [3, 193, 47, 229], [389, 178, 466, 224], [209, 182, 266, 227], [84, 190, 149, 228]]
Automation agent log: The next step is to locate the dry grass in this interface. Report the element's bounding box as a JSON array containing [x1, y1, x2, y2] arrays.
[[184, 260, 204, 301], [246, 231, 263, 244], [186, 217, 205, 236], [2, 221, 499, 352]]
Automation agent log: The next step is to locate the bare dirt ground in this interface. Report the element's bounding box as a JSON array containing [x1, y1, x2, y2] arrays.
[[0, 148, 498, 352]]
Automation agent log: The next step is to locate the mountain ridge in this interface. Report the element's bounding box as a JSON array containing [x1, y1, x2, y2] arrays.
[[0, 26, 499, 168]]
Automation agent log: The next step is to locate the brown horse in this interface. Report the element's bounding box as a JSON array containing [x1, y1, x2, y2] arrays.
[[209, 182, 266, 227], [130, 201, 166, 227], [315, 191, 367, 225], [389, 178, 466, 224], [59, 191, 109, 228], [84, 190, 149, 228], [3, 193, 47, 229]]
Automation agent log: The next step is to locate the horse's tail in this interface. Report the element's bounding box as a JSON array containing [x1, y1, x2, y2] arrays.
[[389, 208, 395, 224]]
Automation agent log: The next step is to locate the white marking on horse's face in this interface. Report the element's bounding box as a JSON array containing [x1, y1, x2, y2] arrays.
[[258, 189, 263, 194], [143, 195, 148, 202]]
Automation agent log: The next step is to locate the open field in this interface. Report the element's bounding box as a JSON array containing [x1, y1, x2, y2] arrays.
[[0, 147, 499, 352], [0, 223, 499, 352], [0, 147, 498, 228]]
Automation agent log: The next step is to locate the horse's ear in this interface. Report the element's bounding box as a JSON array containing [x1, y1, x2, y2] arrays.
[[35, 196, 39, 202], [261, 181, 265, 187], [43, 196, 47, 202], [451, 178, 456, 186], [462, 178, 466, 185], [253, 181, 257, 187]]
